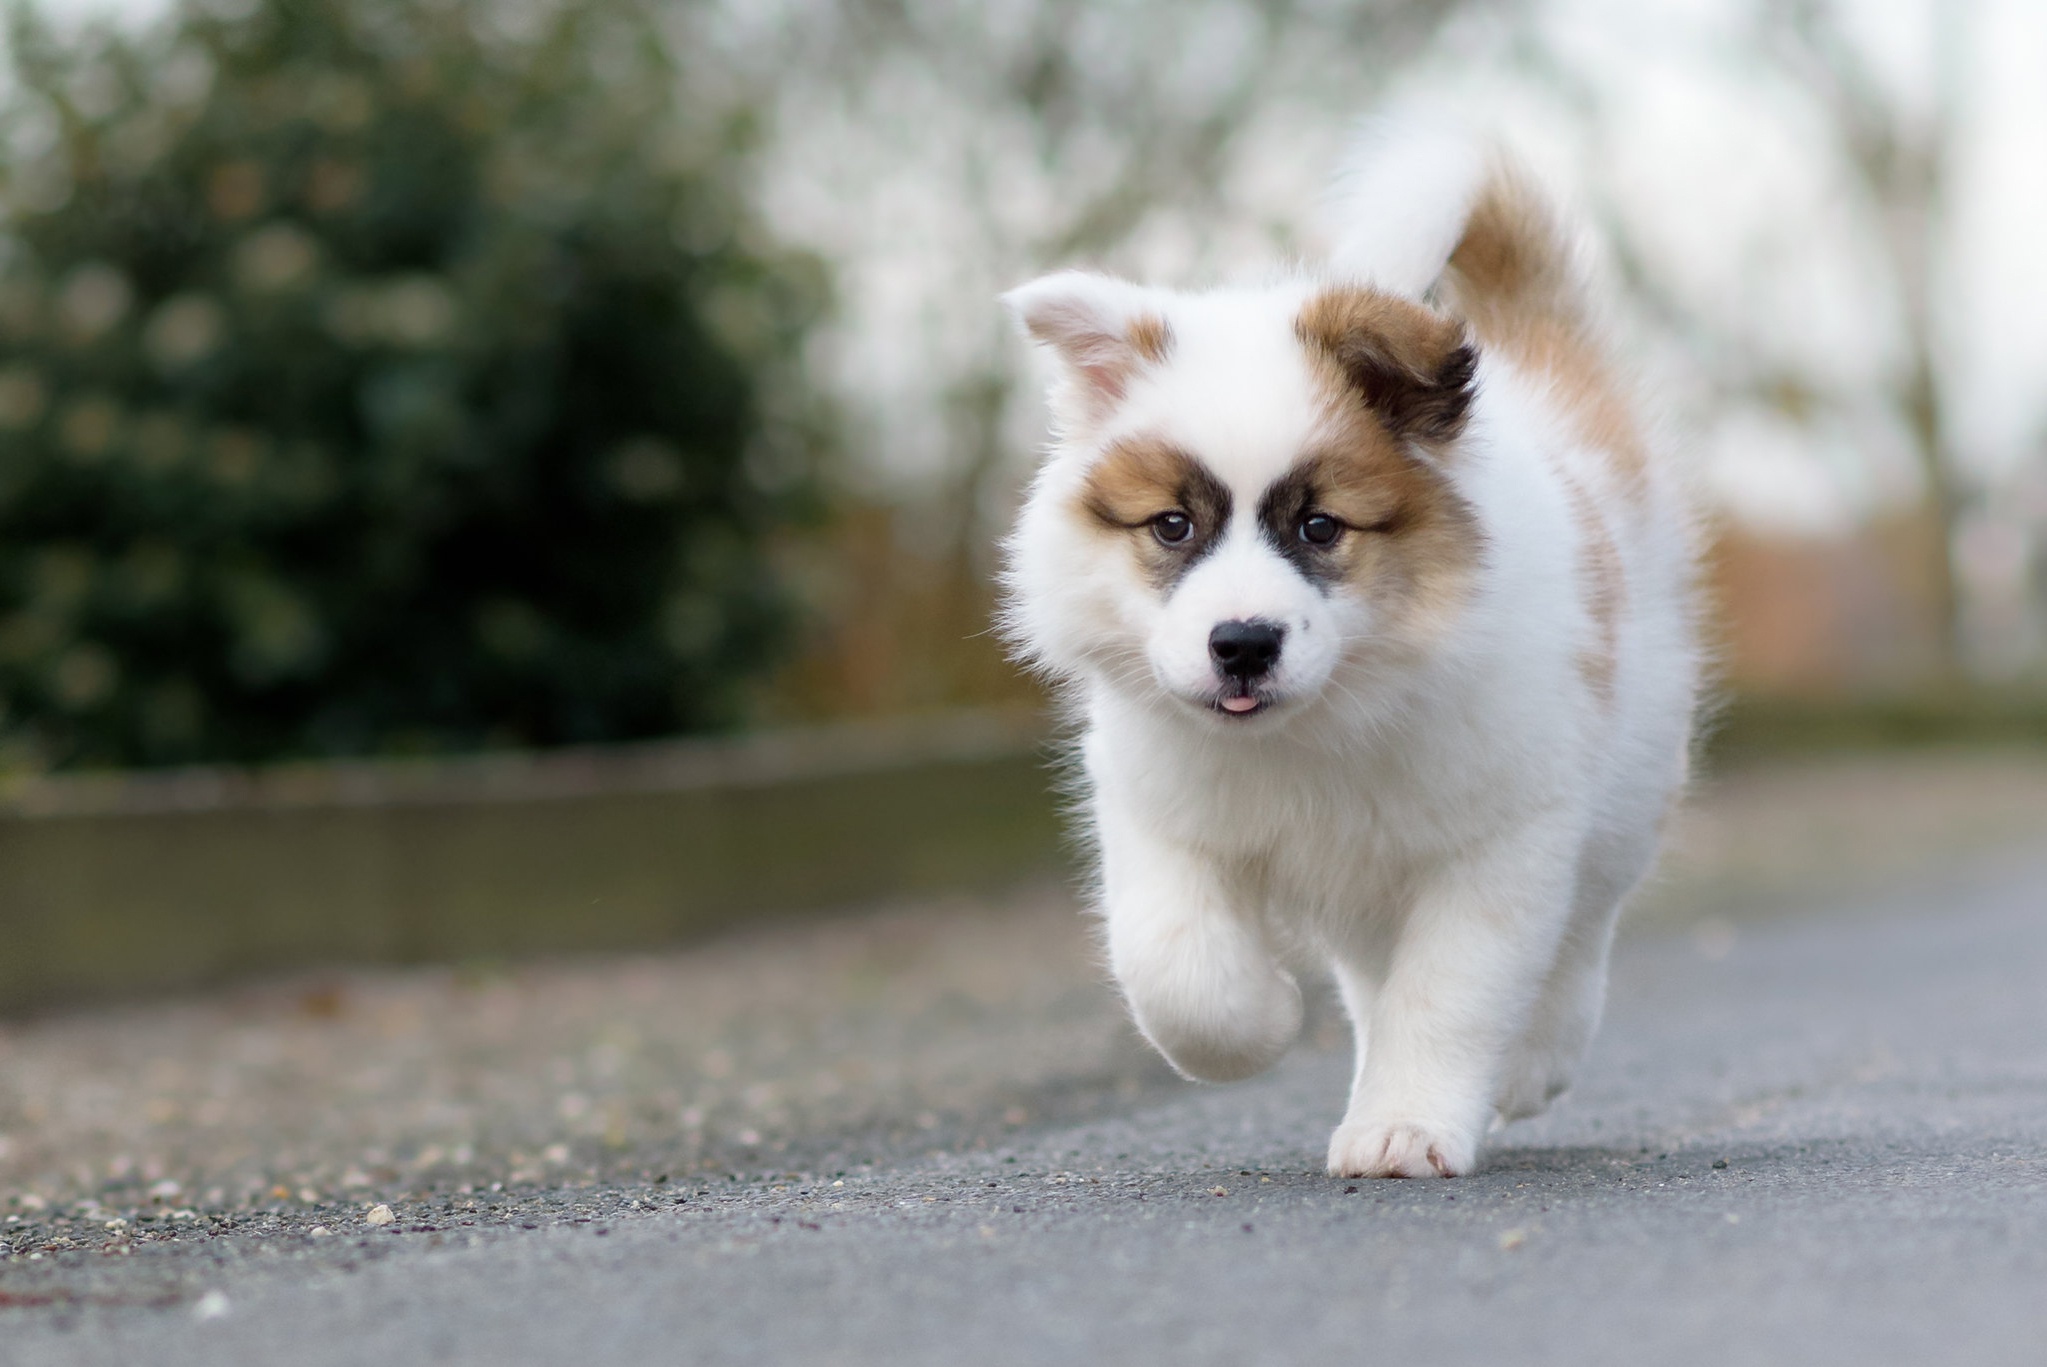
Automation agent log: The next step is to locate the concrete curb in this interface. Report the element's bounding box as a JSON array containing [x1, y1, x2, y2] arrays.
[[0, 710, 1070, 1012]]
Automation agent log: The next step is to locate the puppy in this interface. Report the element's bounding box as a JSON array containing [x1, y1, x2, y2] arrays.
[[999, 127, 1701, 1178]]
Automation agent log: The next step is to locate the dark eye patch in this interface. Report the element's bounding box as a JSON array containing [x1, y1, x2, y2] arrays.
[[1257, 454, 1409, 588], [1258, 462, 1343, 588]]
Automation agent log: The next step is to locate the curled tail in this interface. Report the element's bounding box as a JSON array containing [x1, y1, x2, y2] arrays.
[[1438, 167, 1587, 350], [1325, 119, 1588, 353], [1328, 119, 1646, 480]]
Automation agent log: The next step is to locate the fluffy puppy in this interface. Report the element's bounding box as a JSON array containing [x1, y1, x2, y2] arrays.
[[1000, 128, 1701, 1178]]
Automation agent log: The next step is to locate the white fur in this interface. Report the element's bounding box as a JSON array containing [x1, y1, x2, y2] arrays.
[[1324, 114, 1488, 298], [1001, 129, 1700, 1178]]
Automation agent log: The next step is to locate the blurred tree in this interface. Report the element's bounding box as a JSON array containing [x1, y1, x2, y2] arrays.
[[0, 0, 826, 768], [1767, 0, 1969, 680], [1507, 0, 1982, 682]]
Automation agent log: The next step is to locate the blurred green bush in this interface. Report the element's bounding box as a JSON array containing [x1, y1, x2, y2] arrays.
[[0, 0, 827, 769]]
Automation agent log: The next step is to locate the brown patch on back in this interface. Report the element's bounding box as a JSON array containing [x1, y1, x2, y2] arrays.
[[1441, 173, 1649, 488], [1556, 466, 1626, 705], [1076, 436, 1231, 592]]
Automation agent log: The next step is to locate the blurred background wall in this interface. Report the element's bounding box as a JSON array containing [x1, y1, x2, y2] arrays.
[[3, 0, 2043, 776]]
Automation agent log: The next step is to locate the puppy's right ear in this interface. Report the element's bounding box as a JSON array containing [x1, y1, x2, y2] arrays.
[[1003, 271, 1173, 428]]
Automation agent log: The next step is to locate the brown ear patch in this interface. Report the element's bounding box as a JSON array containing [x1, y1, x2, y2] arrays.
[[1125, 313, 1174, 366], [1295, 287, 1476, 444], [1021, 305, 1175, 413], [1077, 435, 1231, 592]]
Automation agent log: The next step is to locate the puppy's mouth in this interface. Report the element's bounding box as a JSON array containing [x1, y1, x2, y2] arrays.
[[1208, 680, 1274, 720]]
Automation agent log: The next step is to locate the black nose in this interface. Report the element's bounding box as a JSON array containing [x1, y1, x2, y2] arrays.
[[1208, 620, 1284, 680]]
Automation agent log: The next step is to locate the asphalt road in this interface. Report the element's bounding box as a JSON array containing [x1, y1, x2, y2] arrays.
[[7, 851, 2047, 1365]]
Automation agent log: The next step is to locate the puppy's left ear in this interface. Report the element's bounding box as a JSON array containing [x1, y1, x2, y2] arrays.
[[1003, 271, 1173, 427], [1297, 287, 1476, 445]]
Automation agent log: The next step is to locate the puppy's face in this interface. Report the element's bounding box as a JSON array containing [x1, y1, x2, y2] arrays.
[[1005, 274, 1482, 725]]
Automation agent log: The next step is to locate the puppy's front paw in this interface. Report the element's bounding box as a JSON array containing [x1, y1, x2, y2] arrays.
[[1125, 963, 1303, 1084], [1326, 1117, 1477, 1179]]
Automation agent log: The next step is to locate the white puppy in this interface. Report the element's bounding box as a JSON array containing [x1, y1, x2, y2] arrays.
[[999, 128, 1701, 1178]]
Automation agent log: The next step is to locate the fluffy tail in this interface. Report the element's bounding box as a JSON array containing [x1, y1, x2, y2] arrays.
[[1323, 117, 1489, 298], [1438, 166, 1586, 350], [1325, 118, 1587, 347]]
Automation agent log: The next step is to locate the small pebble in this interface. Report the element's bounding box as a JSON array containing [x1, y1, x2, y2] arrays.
[[193, 1290, 231, 1322], [364, 1203, 396, 1227]]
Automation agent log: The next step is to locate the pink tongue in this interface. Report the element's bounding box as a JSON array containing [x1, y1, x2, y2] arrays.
[[1221, 695, 1259, 713]]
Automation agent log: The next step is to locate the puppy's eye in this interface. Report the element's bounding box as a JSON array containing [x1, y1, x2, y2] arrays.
[[1298, 513, 1341, 546], [1151, 511, 1194, 546]]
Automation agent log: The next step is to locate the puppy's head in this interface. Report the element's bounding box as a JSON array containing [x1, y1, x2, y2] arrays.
[[1003, 272, 1482, 725]]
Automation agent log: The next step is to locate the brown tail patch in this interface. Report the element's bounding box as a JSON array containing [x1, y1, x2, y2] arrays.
[[1441, 172, 1648, 488]]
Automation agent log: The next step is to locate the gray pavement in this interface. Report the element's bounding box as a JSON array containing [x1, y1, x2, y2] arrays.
[[6, 849, 2047, 1365]]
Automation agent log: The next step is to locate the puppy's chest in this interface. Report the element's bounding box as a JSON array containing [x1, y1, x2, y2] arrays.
[[1133, 750, 1472, 884], [1248, 790, 1445, 911]]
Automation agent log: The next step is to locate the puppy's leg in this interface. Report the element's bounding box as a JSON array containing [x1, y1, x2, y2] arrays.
[[1327, 822, 1576, 1177], [1490, 902, 1615, 1123], [1494, 826, 1660, 1123], [1331, 953, 1377, 1111], [1097, 807, 1301, 1084]]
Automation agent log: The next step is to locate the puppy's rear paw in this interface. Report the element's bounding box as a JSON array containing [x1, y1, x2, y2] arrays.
[[1326, 1118, 1476, 1179], [1492, 1061, 1572, 1124]]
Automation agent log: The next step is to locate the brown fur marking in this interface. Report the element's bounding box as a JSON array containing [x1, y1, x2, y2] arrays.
[[1281, 298, 1487, 637], [1126, 313, 1174, 366], [1077, 436, 1231, 592], [1557, 466, 1625, 705], [1441, 173, 1648, 487], [1295, 288, 1476, 444], [1021, 306, 1174, 414]]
